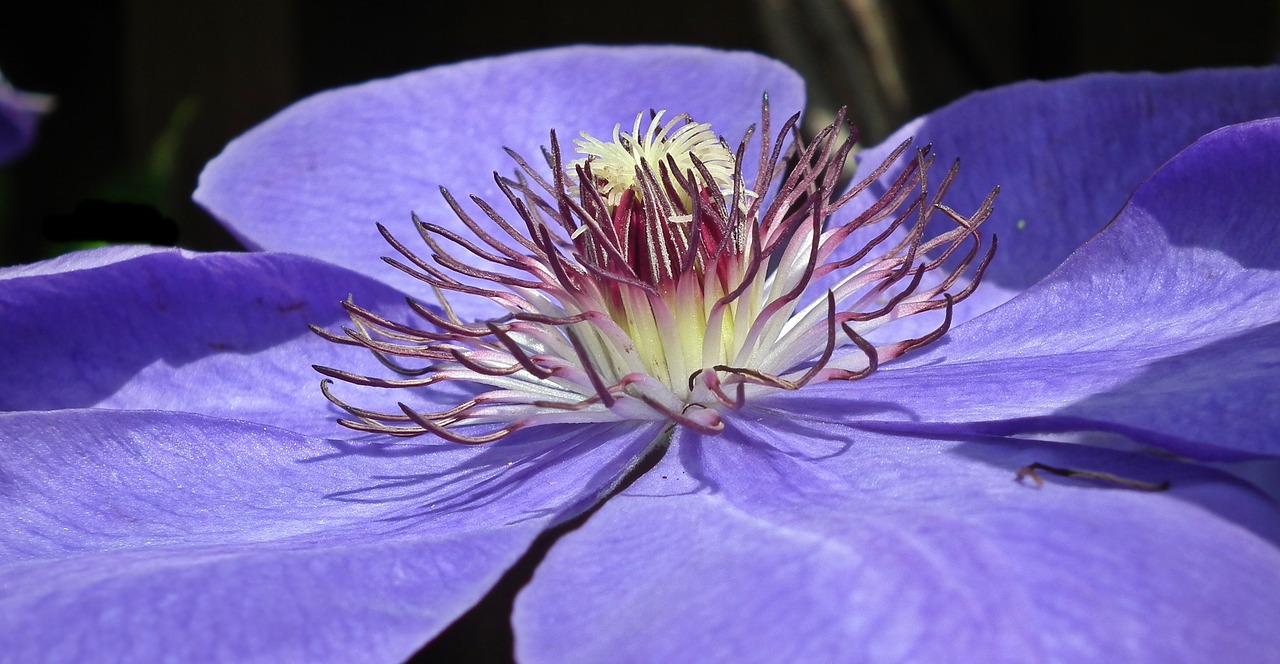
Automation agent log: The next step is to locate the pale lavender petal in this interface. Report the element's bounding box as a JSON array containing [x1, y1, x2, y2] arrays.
[[515, 418, 1280, 663], [836, 66, 1280, 325], [195, 46, 804, 296], [0, 247, 454, 438], [778, 118, 1280, 459], [0, 409, 663, 663], [0, 245, 169, 280]]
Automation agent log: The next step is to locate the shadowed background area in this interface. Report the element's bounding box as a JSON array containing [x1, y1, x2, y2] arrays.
[[0, 0, 1277, 268]]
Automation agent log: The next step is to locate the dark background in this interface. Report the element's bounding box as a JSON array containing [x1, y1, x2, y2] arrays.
[[1, 1, 1277, 268]]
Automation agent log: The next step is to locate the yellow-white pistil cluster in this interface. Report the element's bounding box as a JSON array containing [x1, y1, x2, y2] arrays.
[[315, 101, 997, 443]]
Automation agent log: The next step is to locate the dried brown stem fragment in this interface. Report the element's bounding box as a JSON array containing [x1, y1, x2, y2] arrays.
[[1015, 462, 1171, 492]]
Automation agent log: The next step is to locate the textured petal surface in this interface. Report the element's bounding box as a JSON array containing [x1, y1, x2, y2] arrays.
[[0, 244, 169, 280], [515, 416, 1280, 663], [0, 247, 456, 438], [0, 409, 662, 663], [777, 118, 1280, 459], [195, 45, 805, 296], [840, 66, 1280, 325]]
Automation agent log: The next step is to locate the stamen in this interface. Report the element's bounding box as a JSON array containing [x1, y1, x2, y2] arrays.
[[314, 97, 997, 442]]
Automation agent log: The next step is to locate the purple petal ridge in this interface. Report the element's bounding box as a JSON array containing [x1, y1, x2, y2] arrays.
[[778, 118, 1280, 459], [0, 247, 461, 437], [516, 418, 1280, 663], [195, 45, 805, 295], [848, 66, 1280, 321], [0, 409, 662, 663]]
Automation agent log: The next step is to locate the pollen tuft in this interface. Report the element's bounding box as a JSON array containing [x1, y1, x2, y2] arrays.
[[572, 111, 739, 208]]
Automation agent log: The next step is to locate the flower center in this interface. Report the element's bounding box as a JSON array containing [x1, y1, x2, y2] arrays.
[[314, 100, 997, 443], [566, 113, 756, 390]]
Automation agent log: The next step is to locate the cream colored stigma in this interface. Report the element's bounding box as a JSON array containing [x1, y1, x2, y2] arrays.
[[572, 111, 739, 210]]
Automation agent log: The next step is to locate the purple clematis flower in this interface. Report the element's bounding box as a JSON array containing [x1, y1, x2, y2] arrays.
[[0, 69, 51, 165], [3, 45, 1280, 663]]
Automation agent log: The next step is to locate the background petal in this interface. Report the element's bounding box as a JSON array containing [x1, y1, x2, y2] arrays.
[[515, 418, 1280, 663], [0, 72, 51, 164], [777, 118, 1280, 459], [0, 247, 458, 438], [842, 66, 1280, 324], [195, 45, 805, 296], [0, 409, 663, 663]]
